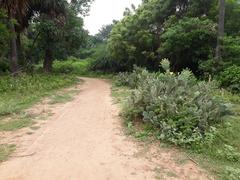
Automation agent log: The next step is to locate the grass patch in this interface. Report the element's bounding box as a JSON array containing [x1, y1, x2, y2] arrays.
[[0, 74, 79, 117], [0, 114, 34, 131], [0, 144, 16, 162], [30, 126, 40, 131], [49, 94, 74, 104]]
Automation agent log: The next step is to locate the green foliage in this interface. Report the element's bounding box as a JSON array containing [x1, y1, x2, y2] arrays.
[[117, 60, 227, 147], [218, 65, 240, 93], [0, 144, 16, 163], [225, 0, 240, 36], [52, 58, 90, 75], [217, 144, 240, 162], [95, 23, 115, 42], [0, 115, 33, 131], [223, 166, 240, 180], [115, 66, 154, 88], [194, 101, 240, 179], [222, 36, 240, 66], [0, 60, 9, 74], [106, 0, 220, 73], [105, 0, 240, 76], [89, 43, 125, 73], [0, 10, 10, 58], [0, 74, 78, 116], [160, 17, 216, 74]]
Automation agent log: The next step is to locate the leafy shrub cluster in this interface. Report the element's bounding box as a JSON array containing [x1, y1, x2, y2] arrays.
[[217, 144, 240, 162], [52, 58, 90, 75], [117, 60, 227, 147], [114, 66, 155, 88], [218, 65, 240, 93], [223, 166, 240, 180]]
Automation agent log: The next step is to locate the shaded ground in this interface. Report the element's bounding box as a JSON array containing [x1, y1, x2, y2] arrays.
[[0, 78, 210, 180]]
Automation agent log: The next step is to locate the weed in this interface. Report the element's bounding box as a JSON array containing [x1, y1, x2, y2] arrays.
[[0, 74, 79, 117], [49, 94, 74, 104], [0, 114, 33, 131], [0, 144, 16, 162]]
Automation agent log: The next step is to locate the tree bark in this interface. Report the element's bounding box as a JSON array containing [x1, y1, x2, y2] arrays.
[[215, 0, 225, 61], [43, 48, 53, 73], [16, 33, 25, 66], [8, 12, 19, 75]]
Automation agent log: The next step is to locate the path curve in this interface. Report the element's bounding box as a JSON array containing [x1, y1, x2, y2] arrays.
[[0, 78, 209, 180]]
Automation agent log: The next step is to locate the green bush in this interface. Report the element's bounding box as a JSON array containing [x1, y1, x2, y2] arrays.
[[119, 60, 227, 147], [219, 65, 240, 93], [114, 66, 155, 88], [53, 58, 90, 75]]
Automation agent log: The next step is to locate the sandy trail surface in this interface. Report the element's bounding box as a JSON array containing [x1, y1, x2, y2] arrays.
[[0, 78, 210, 180]]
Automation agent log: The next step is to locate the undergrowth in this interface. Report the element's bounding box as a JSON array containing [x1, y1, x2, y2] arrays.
[[113, 59, 240, 179]]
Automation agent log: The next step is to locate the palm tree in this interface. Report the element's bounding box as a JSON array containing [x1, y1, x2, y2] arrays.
[[0, 0, 67, 74], [0, 0, 29, 75]]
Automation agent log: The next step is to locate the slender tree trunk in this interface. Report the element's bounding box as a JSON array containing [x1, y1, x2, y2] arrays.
[[215, 0, 225, 61], [8, 12, 18, 75], [43, 48, 53, 73], [16, 33, 25, 66]]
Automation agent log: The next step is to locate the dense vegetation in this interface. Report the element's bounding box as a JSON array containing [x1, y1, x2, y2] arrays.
[[116, 60, 227, 147], [114, 60, 240, 179], [93, 0, 240, 78], [0, 0, 240, 179], [0, 0, 93, 74]]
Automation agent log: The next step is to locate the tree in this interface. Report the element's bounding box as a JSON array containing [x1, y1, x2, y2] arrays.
[[160, 17, 216, 74], [0, 10, 10, 59], [95, 23, 115, 42], [215, 0, 226, 62], [0, 0, 29, 74], [225, 0, 240, 36]]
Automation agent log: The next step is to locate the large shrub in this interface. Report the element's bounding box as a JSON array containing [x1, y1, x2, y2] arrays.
[[114, 66, 155, 88], [119, 60, 226, 147], [218, 65, 240, 93]]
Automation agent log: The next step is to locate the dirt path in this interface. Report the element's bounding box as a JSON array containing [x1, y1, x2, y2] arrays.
[[0, 78, 210, 180]]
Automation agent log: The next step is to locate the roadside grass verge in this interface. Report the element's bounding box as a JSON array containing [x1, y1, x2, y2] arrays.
[[0, 74, 79, 117], [112, 84, 240, 180], [0, 113, 34, 131], [0, 144, 16, 163], [49, 94, 74, 104]]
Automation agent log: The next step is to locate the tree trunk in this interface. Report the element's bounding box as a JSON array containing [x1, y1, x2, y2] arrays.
[[8, 12, 18, 75], [16, 33, 25, 66], [215, 0, 225, 61], [43, 48, 53, 73]]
